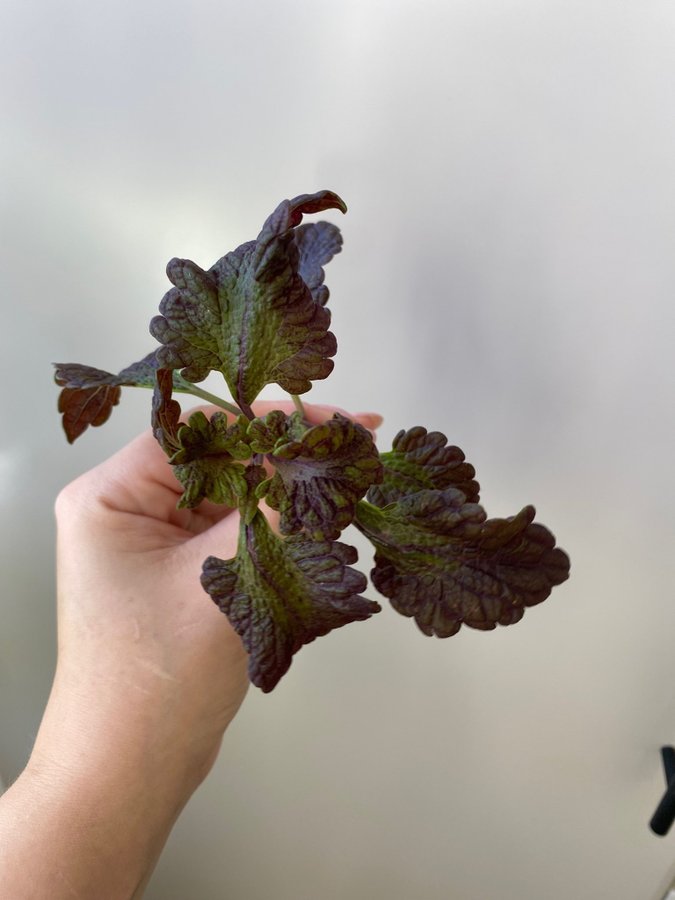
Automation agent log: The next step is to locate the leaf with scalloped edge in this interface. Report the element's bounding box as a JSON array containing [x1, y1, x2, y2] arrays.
[[151, 367, 183, 455], [56, 380, 122, 444], [368, 426, 480, 507], [151, 368, 253, 509], [171, 412, 251, 509], [249, 411, 383, 540], [354, 490, 570, 638], [53, 352, 192, 443], [201, 511, 380, 691], [246, 409, 306, 454], [149, 191, 346, 410], [294, 221, 343, 306]]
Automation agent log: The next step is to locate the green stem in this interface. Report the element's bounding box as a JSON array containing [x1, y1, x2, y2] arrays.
[[291, 394, 306, 419], [174, 375, 243, 417]]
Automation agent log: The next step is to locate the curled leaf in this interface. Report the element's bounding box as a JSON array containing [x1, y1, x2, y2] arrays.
[[354, 491, 570, 637], [151, 367, 183, 455], [201, 511, 380, 692]]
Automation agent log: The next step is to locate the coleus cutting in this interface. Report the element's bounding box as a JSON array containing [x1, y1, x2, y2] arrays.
[[54, 190, 570, 692]]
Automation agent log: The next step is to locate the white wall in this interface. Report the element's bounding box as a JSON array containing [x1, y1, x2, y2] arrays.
[[2, 2, 675, 898]]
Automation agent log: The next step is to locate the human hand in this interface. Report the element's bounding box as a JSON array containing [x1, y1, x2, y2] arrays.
[[34, 400, 383, 795], [0, 401, 381, 899]]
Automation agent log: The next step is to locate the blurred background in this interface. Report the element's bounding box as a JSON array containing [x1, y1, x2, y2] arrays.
[[2, 1, 675, 897]]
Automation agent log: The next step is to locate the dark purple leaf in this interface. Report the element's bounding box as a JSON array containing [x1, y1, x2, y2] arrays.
[[201, 511, 379, 692], [149, 191, 346, 410], [368, 426, 480, 507], [250, 411, 383, 540], [355, 491, 570, 637]]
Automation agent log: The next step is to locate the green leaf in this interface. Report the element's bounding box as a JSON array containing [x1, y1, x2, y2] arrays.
[[149, 191, 346, 411], [151, 369, 253, 509], [201, 511, 380, 692], [368, 426, 480, 507], [171, 411, 252, 465], [53, 352, 191, 443], [354, 491, 570, 637], [249, 411, 383, 540], [246, 409, 306, 454]]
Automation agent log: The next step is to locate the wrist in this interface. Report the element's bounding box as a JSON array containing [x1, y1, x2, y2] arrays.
[[30, 665, 217, 808], [0, 750, 186, 900]]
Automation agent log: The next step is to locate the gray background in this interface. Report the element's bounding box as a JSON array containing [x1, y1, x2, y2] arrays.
[[2, 1, 675, 898]]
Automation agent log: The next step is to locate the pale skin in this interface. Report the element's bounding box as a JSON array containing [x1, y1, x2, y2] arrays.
[[0, 400, 382, 899]]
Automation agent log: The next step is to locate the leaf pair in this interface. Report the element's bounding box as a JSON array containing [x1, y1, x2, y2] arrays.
[[354, 427, 570, 638]]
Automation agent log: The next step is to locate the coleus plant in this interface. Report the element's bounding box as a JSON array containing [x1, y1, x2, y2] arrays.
[[54, 190, 570, 692]]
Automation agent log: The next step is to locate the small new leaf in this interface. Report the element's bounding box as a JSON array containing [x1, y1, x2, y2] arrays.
[[368, 426, 480, 507], [149, 190, 346, 410], [249, 411, 383, 540], [354, 490, 570, 637], [201, 511, 380, 692], [151, 369, 252, 509], [246, 409, 306, 454]]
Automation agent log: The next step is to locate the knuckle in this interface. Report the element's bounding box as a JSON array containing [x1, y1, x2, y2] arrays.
[[53, 475, 89, 520]]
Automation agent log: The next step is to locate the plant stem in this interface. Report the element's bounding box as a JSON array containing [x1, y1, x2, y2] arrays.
[[175, 376, 243, 417], [291, 394, 306, 419]]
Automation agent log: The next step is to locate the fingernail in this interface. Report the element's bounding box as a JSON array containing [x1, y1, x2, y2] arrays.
[[356, 412, 384, 429]]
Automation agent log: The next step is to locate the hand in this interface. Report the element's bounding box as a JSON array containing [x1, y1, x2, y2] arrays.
[[0, 400, 381, 898], [42, 400, 383, 788]]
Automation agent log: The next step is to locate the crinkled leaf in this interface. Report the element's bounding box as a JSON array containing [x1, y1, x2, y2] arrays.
[[149, 190, 346, 409], [368, 426, 480, 507], [250, 412, 383, 540], [173, 412, 252, 510], [151, 368, 253, 509], [172, 458, 246, 509], [171, 410, 251, 465], [54, 352, 191, 443], [201, 511, 380, 692], [295, 221, 343, 306], [246, 409, 306, 454], [354, 491, 570, 638]]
